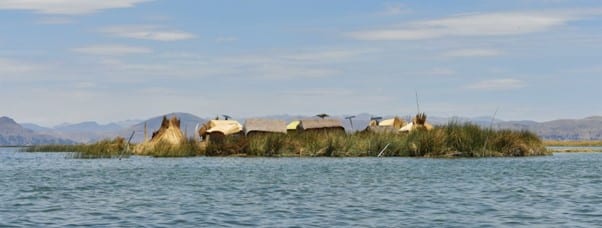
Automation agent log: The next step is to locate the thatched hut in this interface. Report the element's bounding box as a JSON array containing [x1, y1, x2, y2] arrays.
[[297, 119, 345, 133], [243, 119, 287, 136], [199, 120, 243, 141], [364, 116, 405, 134], [400, 113, 434, 132], [365, 116, 407, 134], [379, 117, 406, 129]]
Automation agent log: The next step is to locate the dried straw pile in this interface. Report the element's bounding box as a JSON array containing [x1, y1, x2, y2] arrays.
[[135, 116, 185, 154]]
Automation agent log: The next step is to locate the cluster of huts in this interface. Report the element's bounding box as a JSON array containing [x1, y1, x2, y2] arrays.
[[135, 113, 435, 153], [196, 113, 434, 142], [197, 118, 346, 142]]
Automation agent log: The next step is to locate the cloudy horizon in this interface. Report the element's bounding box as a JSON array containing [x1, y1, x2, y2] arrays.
[[1, 0, 601, 125]]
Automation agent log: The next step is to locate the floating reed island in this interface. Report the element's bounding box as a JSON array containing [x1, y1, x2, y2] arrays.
[[25, 113, 550, 158]]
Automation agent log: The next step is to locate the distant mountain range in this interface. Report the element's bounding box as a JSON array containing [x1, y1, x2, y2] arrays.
[[0, 117, 75, 146], [496, 116, 602, 140], [1, 113, 601, 146]]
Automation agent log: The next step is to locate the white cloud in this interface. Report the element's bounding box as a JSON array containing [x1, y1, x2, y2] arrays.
[[442, 48, 504, 57], [73, 44, 152, 55], [101, 25, 196, 41], [466, 79, 526, 90], [0, 0, 150, 15], [350, 9, 602, 40]]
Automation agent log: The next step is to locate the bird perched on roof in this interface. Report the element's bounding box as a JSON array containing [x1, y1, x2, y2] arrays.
[[315, 113, 329, 119]]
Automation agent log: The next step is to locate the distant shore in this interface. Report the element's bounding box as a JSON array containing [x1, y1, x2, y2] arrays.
[[543, 140, 602, 147]]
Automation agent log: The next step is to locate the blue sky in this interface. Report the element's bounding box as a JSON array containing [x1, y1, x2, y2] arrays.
[[1, 0, 601, 125]]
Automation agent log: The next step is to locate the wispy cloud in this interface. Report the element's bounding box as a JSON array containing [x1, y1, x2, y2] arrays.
[[101, 25, 196, 41], [256, 65, 341, 80], [442, 48, 504, 57], [216, 36, 238, 43], [282, 49, 369, 62], [36, 17, 74, 25], [0, 0, 150, 15], [90, 48, 354, 81], [0, 58, 39, 74], [466, 79, 526, 90], [73, 44, 152, 55], [381, 3, 411, 16], [350, 9, 602, 40], [284, 88, 354, 97], [419, 68, 456, 76]]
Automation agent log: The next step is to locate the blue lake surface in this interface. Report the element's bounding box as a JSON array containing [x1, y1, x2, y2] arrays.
[[1, 147, 601, 227]]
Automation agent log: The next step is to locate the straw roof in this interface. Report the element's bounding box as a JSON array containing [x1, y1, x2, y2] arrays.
[[298, 119, 344, 131], [400, 122, 414, 132], [369, 120, 378, 127], [205, 120, 243, 136], [244, 119, 287, 135], [399, 113, 434, 132], [287, 121, 300, 131], [379, 116, 406, 129]]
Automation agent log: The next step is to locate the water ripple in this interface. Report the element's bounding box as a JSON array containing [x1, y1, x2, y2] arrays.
[[1, 150, 602, 227]]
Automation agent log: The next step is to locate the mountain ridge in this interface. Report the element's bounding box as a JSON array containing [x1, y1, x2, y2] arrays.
[[0, 116, 75, 146], [4, 114, 602, 145]]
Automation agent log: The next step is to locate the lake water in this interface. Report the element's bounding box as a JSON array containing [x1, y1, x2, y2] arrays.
[[1, 147, 601, 227]]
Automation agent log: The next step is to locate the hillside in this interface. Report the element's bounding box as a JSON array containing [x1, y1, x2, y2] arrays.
[[498, 116, 602, 140], [0, 117, 74, 146]]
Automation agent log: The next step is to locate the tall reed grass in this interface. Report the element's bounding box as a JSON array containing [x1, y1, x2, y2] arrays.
[[24, 123, 550, 158], [138, 138, 202, 157]]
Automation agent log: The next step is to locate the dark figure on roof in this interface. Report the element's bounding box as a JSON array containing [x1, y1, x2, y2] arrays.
[[316, 113, 329, 119]]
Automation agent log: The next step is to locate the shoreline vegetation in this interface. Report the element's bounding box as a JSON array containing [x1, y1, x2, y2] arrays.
[[543, 140, 602, 153], [23, 122, 550, 158]]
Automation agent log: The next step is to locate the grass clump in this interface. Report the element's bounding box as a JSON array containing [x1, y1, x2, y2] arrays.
[[136, 138, 202, 157], [205, 136, 248, 156]]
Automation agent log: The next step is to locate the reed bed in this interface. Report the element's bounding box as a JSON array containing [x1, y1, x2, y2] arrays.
[[544, 140, 602, 147], [23, 138, 128, 159], [204, 123, 549, 157], [138, 138, 202, 157], [24, 123, 549, 158]]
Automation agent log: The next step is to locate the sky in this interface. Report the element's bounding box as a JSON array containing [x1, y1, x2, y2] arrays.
[[0, 0, 601, 126]]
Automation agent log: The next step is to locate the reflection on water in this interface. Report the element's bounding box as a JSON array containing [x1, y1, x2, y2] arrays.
[[1, 148, 601, 227]]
